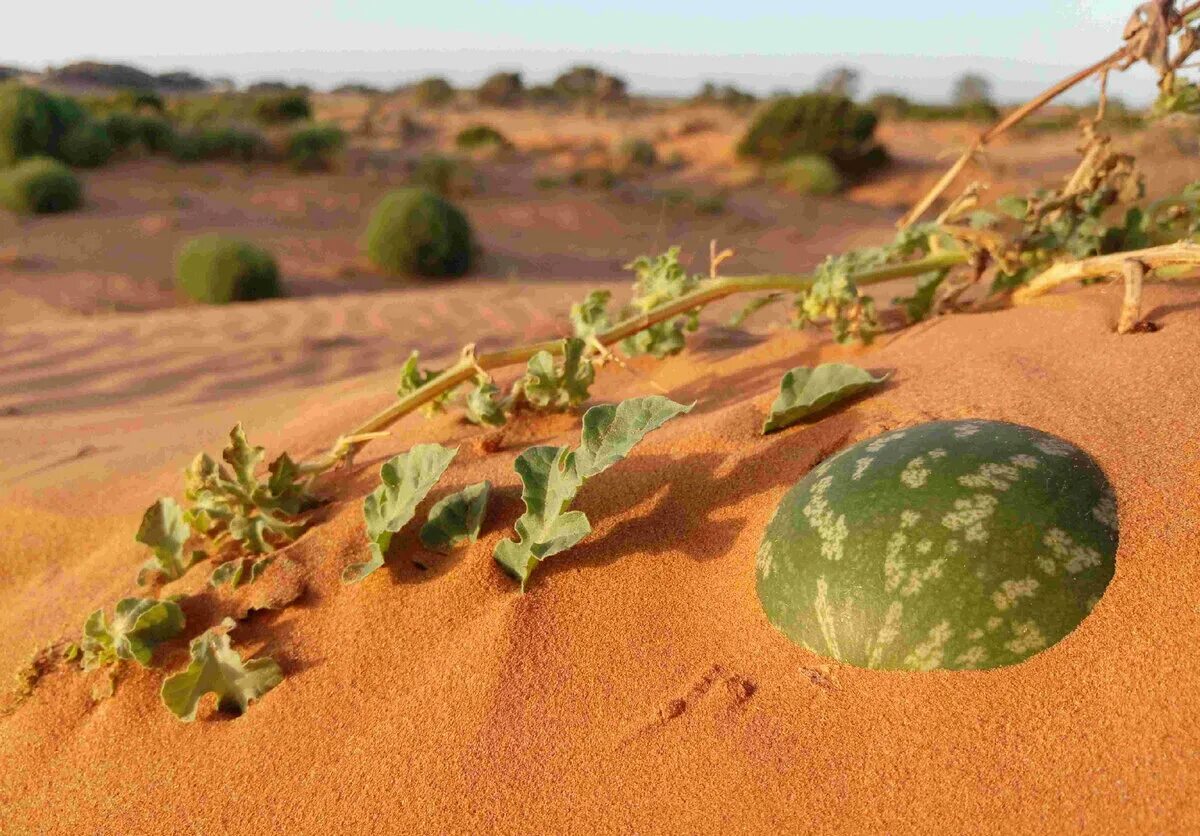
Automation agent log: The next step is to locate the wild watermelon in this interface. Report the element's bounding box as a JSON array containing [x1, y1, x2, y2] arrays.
[[756, 420, 1118, 670]]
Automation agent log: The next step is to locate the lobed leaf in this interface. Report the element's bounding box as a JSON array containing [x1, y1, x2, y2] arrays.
[[494, 396, 692, 590], [419, 480, 493, 554], [570, 289, 612, 340], [209, 555, 274, 589], [343, 444, 459, 584], [519, 337, 595, 411], [135, 497, 200, 585], [465, 377, 508, 427], [80, 597, 186, 671], [160, 618, 282, 722], [397, 350, 451, 417], [762, 363, 889, 434], [619, 247, 702, 358]]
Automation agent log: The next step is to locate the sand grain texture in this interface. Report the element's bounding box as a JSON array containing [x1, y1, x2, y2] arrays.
[[2, 281, 1199, 834]]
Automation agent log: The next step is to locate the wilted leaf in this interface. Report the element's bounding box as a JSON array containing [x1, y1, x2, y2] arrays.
[[893, 269, 948, 324], [762, 364, 889, 434], [135, 498, 200, 585], [419, 481, 492, 554], [494, 396, 691, 590], [160, 618, 282, 722], [343, 444, 458, 584], [80, 597, 186, 671]]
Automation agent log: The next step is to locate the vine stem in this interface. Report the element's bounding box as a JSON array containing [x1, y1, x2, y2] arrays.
[[1011, 242, 1200, 305], [298, 251, 968, 473], [897, 0, 1200, 230]]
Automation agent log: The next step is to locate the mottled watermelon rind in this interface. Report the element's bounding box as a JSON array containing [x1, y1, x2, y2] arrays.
[[756, 419, 1118, 671]]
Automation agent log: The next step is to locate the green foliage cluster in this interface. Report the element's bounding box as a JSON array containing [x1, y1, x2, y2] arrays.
[[175, 235, 282, 304], [364, 187, 475, 278], [79, 598, 185, 672], [0, 156, 82, 214], [767, 154, 842, 195], [567, 165, 617, 189], [617, 137, 657, 170], [252, 92, 311, 124], [494, 396, 691, 589], [285, 123, 344, 171], [410, 152, 476, 197], [58, 120, 115, 167], [169, 124, 265, 163], [692, 81, 757, 108], [870, 93, 1000, 123], [0, 83, 117, 174], [552, 65, 628, 103], [737, 93, 889, 177], [570, 247, 702, 358], [413, 76, 455, 107], [477, 72, 524, 107], [455, 124, 510, 151]]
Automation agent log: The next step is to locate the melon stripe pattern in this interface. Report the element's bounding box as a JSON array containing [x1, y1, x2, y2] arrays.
[[756, 420, 1118, 671]]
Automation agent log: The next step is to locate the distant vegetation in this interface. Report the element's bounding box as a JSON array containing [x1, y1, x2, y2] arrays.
[[252, 92, 311, 124], [413, 77, 455, 107], [411, 153, 477, 197], [364, 188, 475, 278], [477, 72, 524, 107], [285, 124, 345, 170], [738, 93, 888, 177], [175, 236, 281, 304], [0, 156, 81, 214], [616, 137, 657, 170], [692, 81, 757, 108], [454, 124, 510, 151], [767, 155, 843, 195]]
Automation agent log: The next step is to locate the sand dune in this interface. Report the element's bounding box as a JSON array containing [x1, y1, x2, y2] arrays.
[[2, 275, 1199, 833]]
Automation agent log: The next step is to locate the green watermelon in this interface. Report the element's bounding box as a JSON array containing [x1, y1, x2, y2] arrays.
[[756, 420, 1118, 670]]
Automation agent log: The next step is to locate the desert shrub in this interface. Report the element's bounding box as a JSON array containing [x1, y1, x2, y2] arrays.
[[171, 125, 264, 163], [0, 84, 55, 166], [413, 77, 454, 107], [552, 66, 628, 103], [58, 121, 115, 168], [0, 156, 82, 214], [477, 72, 523, 107], [411, 153, 475, 197], [46, 95, 88, 143], [534, 174, 562, 189], [455, 124, 509, 151], [692, 82, 757, 108], [363, 187, 474, 278], [285, 124, 344, 171], [617, 137, 657, 169], [768, 154, 842, 195], [253, 93, 311, 124], [135, 115, 175, 152], [694, 193, 727, 215], [568, 166, 616, 189], [102, 112, 138, 150], [737, 94, 888, 177], [174, 235, 281, 304], [119, 90, 165, 113]]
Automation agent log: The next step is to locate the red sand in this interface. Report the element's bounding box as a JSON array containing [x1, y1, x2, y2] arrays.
[[2, 280, 1200, 833]]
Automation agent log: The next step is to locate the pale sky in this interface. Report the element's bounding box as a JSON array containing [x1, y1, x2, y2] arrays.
[[3, 1, 1163, 102]]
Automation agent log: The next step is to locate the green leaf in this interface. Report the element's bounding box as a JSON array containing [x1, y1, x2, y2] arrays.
[[135, 497, 198, 584], [762, 364, 889, 434], [80, 597, 186, 671], [494, 396, 691, 590], [493, 446, 590, 589], [576, 395, 695, 479], [419, 481, 492, 554], [210, 559, 246, 588], [996, 195, 1029, 220], [618, 247, 702, 358], [465, 377, 508, 427], [183, 425, 313, 556], [519, 337, 595, 411], [570, 289, 612, 340], [343, 444, 459, 584], [397, 350, 450, 417], [893, 269, 948, 324], [160, 618, 282, 722]]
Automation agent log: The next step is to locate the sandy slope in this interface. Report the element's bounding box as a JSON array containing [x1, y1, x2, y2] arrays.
[[2, 277, 1199, 833]]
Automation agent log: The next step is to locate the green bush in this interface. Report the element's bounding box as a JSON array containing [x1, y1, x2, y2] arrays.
[[737, 93, 889, 177], [768, 154, 842, 195], [364, 187, 474, 278], [135, 115, 175, 152], [59, 121, 115, 168], [413, 77, 454, 107], [175, 235, 281, 304], [477, 72, 523, 107], [617, 137, 657, 169], [0, 156, 82, 214], [0, 84, 55, 166], [454, 124, 509, 151], [103, 112, 138, 150], [568, 166, 616, 190], [411, 153, 475, 197], [171, 125, 264, 163], [253, 93, 311, 124], [285, 123, 344, 171]]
